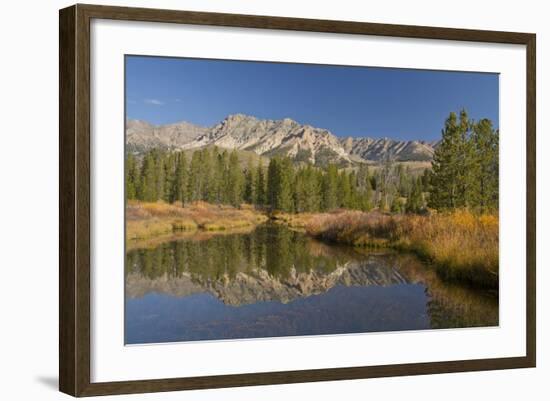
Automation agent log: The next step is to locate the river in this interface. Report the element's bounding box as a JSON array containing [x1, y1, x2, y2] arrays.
[[125, 223, 498, 344]]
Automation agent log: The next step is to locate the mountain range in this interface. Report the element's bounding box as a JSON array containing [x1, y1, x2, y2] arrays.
[[126, 114, 438, 166]]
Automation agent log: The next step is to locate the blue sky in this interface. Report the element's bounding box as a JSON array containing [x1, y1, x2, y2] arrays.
[[125, 56, 499, 141]]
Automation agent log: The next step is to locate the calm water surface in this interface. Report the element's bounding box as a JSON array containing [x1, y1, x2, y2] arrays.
[[125, 224, 498, 344]]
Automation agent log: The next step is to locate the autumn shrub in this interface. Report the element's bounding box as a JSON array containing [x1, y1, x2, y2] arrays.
[[307, 211, 401, 247], [305, 209, 499, 288]]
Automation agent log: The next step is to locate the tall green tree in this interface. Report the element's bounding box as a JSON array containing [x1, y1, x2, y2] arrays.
[[187, 150, 202, 202], [163, 153, 176, 203], [456, 110, 477, 207], [294, 164, 321, 212], [125, 153, 138, 200], [421, 168, 431, 192], [267, 156, 294, 212], [138, 151, 158, 201], [226, 150, 244, 207], [243, 156, 257, 204], [429, 111, 470, 210], [277, 157, 294, 212], [337, 170, 352, 208], [201, 148, 215, 203], [470, 119, 499, 211], [153, 150, 166, 201], [267, 157, 279, 208], [378, 155, 396, 211], [255, 160, 266, 206], [406, 177, 424, 213], [361, 179, 373, 211], [356, 164, 373, 211], [216, 150, 229, 204], [348, 171, 360, 210], [170, 152, 188, 204], [321, 164, 338, 211]]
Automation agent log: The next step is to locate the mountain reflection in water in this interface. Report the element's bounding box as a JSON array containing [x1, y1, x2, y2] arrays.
[[125, 223, 498, 344]]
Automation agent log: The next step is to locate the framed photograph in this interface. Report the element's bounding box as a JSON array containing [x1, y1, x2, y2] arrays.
[[59, 4, 536, 397]]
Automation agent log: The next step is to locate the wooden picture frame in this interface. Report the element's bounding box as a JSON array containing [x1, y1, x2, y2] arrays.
[[59, 3, 536, 397]]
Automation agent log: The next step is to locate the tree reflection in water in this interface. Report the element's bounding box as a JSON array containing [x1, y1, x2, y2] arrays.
[[125, 223, 498, 343]]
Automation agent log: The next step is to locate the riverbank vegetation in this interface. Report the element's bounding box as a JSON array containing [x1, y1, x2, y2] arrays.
[[126, 200, 268, 241], [305, 209, 498, 289]]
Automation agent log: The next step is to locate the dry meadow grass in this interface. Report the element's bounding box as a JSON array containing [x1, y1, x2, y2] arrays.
[[126, 200, 268, 241], [306, 209, 498, 288]]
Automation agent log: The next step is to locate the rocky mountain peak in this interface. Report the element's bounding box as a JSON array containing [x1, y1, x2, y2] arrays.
[[222, 113, 258, 125], [127, 114, 437, 166], [126, 119, 208, 152]]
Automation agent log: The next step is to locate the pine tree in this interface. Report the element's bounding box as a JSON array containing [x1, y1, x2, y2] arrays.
[[170, 152, 188, 204], [255, 160, 266, 206], [355, 164, 373, 211], [293, 165, 320, 212], [406, 177, 424, 213], [187, 151, 202, 202], [293, 168, 306, 212], [470, 119, 499, 211], [244, 156, 256, 204], [267, 156, 294, 212], [421, 168, 431, 192], [429, 111, 463, 209], [215, 150, 228, 204], [348, 171, 360, 210], [356, 164, 369, 192], [361, 179, 373, 211], [396, 164, 409, 197], [456, 110, 477, 208], [125, 153, 138, 200], [307, 165, 322, 212], [267, 157, 279, 209], [153, 150, 166, 201], [321, 164, 338, 211], [337, 170, 352, 208], [139, 151, 157, 201], [201, 148, 215, 203], [379, 155, 396, 211], [277, 157, 294, 212], [227, 150, 244, 207], [163, 153, 176, 202]]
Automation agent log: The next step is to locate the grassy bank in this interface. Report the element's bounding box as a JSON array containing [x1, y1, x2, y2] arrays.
[[126, 200, 268, 241], [269, 211, 319, 230], [305, 209, 498, 289]]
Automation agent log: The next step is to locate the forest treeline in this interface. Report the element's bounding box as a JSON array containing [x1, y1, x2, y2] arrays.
[[126, 110, 499, 214]]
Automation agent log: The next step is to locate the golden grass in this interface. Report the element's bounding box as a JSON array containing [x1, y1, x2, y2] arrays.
[[126, 219, 174, 241], [172, 218, 199, 231], [269, 211, 322, 230], [306, 209, 499, 288], [126, 200, 268, 241]]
